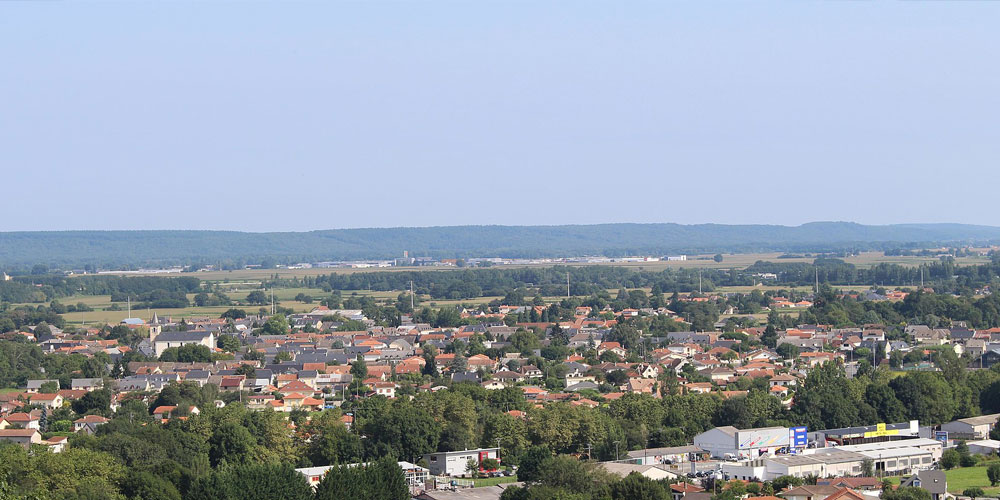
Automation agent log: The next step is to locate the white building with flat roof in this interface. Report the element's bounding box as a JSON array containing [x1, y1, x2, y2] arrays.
[[694, 426, 790, 459], [423, 448, 499, 477]]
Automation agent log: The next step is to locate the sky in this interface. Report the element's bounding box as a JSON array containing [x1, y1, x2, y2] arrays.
[[2, 1, 999, 232]]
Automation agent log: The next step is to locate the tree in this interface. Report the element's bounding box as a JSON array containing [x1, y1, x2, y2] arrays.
[[610, 473, 670, 500], [188, 463, 313, 500], [940, 449, 960, 470], [351, 356, 368, 381], [305, 411, 363, 466], [245, 291, 268, 305], [39, 381, 59, 394], [864, 384, 907, 424], [72, 388, 112, 416], [217, 335, 240, 352], [220, 308, 247, 320], [606, 323, 641, 350], [776, 343, 800, 360], [120, 470, 182, 500], [770, 475, 803, 493], [714, 254, 724, 263], [889, 372, 957, 425], [516, 445, 552, 483], [363, 402, 441, 462], [261, 314, 289, 335], [159, 344, 213, 363], [234, 364, 256, 379], [881, 486, 932, 500], [209, 422, 257, 467], [987, 463, 1000, 486], [861, 458, 874, 477], [466, 459, 480, 478], [314, 456, 409, 500]]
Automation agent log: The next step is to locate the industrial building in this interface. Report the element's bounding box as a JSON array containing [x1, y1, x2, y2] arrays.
[[719, 437, 942, 481], [815, 421, 920, 446], [694, 426, 802, 460]]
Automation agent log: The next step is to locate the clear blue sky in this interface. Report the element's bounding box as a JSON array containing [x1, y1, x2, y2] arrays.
[[2, 2, 998, 232]]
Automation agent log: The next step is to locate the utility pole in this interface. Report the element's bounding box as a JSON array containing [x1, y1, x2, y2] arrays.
[[585, 442, 593, 461], [270, 288, 275, 315], [566, 272, 570, 298], [614, 440, 621, 462], [127, 296, 131, 319], [410, 281, 415, 311], [815, 268, 819, 294], [698, 269, 702, 294]]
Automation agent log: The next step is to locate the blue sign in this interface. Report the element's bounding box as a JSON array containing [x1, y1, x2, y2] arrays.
[[791, 426, 808, 447], [934, 431, 948, 444]]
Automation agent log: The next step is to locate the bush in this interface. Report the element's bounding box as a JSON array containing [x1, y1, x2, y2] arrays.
[[963, 487, 985, 498]]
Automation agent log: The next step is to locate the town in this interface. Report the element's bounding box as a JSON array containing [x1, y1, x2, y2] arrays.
[[2, 255, 1000, 500]]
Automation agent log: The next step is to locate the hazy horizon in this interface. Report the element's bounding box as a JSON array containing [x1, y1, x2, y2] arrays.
[[3, 2, 999, 231], [3, 220, 1000, 235]]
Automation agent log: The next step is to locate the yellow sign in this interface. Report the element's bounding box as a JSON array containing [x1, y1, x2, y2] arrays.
[[864, 423, 899, 438]]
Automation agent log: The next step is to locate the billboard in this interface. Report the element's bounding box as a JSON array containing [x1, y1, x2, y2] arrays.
[[789, 426, 808, 448], [934, 431, 948, 444], [863, 423, 899, 439], [738, 428, 789, 450]]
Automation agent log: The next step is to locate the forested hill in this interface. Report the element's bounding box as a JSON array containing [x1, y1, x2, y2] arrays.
[[2, 222, 1000, 269]]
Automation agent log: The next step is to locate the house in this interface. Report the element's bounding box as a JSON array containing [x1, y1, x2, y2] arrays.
[[152, 405, 200, 419], [769, 374, 797, 387], [29, 392, 63, 409], [899, 470, 947, 500], [597, 342, 627, 358], [1, 412, 40, 430], [373, 382, 397, 398], [0, 429, 42, 448], [25, 379, 60, 394], [71, 378, 104, 392], [73, 415, 110, 434], [816, 478, 883, 491], [671, 483, 706, 500], [816, 489, 867, 500], [599, 462, 678, 481], [779, 485, 843, 500], [153, 331, 216, 357], [44, 435, 68, 453]]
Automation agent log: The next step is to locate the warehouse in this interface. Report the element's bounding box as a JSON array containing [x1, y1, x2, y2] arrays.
[[694, 426, 790, 460]]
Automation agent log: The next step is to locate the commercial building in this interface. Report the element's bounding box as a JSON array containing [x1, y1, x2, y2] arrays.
[[422, 448, 500, 477], [694, 426, 791, 460], [816, 421, 920, 446]]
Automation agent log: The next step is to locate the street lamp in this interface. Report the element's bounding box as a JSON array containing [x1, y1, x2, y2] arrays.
[[614, 440, 621, 462]]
